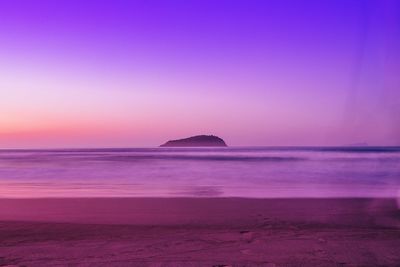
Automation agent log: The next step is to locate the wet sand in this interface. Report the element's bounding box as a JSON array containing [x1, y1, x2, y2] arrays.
[[0, 198, 400, 266]]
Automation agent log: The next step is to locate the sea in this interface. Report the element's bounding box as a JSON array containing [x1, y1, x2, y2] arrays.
[[0, 147, 399, 198]]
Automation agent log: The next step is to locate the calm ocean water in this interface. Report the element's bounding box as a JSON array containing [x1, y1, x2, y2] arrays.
[[0, 147, 399, 198]]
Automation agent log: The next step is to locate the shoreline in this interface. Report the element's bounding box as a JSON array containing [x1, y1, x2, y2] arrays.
[[0, 197, 398, 225]]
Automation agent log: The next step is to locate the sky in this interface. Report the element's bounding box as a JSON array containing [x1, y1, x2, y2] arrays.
[[0, 0, 399, 148]]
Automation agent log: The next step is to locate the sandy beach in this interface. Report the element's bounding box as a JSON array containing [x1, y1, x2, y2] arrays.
[[0, 198, 399, 266]]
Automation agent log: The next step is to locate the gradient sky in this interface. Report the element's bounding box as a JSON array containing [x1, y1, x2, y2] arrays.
[[0, 0, 399, 148]]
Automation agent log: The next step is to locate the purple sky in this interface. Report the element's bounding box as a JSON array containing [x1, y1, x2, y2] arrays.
[[0, 0, 399, 148]]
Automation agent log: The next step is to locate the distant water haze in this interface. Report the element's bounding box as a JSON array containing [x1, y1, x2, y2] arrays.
[[0, 147, 399, 198]]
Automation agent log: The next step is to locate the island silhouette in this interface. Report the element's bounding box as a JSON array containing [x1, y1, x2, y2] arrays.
[[160, 135, 227, 147]]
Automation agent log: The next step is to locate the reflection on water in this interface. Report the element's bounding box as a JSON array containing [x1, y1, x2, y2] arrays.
[[0, 147, 399, 198]]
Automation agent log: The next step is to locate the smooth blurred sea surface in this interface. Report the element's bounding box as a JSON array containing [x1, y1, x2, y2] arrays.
[[0, 147, 399, 198]]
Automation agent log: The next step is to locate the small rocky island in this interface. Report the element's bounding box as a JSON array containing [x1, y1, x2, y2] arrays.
[[160, 135, 227, 147]]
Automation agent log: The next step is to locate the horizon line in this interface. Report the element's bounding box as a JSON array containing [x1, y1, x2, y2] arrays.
[[1, 145, 400, 150]]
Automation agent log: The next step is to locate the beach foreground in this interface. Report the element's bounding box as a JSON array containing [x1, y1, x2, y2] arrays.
[[0, 198, 400, 266]]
